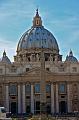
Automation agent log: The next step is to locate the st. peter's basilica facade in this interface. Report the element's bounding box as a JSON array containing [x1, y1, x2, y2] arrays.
[[0, 9, 79, 114]]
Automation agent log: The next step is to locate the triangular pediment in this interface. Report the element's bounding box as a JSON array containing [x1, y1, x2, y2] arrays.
[[22, 67, 53, 76]]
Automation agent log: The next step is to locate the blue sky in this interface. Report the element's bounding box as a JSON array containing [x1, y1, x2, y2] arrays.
[[0, 0, 79, 61]]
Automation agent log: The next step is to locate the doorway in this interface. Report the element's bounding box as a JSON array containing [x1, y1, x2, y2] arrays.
[[26, 105, 30, 114], [59, 101, 67, 113], [35, 101, 40, 114], [46, 105, 51, 114], [11, 102, 17, 114]]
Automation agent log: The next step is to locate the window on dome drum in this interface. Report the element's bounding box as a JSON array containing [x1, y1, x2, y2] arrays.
[[72, 67, 77, 72], [43, 33, 45, 35], [59, 83, 66, 94], [0, 69, 3, 74], [35, 83, 40, 93], [53, 57, 55, 61], [45, 53, 50, 61], [46, 84, 51, 93], [9, 84, 17, 95], [25, 84, 31, 93], [28, 57, 30, 61]]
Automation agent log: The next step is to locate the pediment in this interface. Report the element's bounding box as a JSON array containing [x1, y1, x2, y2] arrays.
[[22, 67, 53, 76]]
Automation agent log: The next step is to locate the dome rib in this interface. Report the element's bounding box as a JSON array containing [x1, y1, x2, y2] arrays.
[[17, 26, 59, 52]]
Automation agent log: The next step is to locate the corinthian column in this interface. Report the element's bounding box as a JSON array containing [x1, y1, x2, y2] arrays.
[[31, 84, 34, 114], [56, 83, 59, 113], [18, 84, 21, 113], [5, 85, 9, 112], [67, 83, 72, 112], [51, 83, 54, 114], [22, 84, 26, 113]]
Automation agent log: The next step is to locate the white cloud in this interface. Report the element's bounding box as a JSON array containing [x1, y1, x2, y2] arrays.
[[0, 0, 35, 20]]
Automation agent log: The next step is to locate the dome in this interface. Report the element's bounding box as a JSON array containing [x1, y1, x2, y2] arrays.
[[1, 50, 11, 64], [65, 50, 78, 63], [17, 9, 59, 52]]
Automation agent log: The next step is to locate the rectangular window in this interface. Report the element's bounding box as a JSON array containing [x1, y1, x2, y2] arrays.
[[59, 67, 64, 72], [46, 68, 49, 71], [10, 68, 17, 73], [46, 84, 51, 93], [35, 83, 40, 93], [46, 96, 50, 98], [26, 68, 29, 72], [0, 69, 3, 74], [72, 67, 77, 72], [26, 96, 30, 99], [0, 86, 2, 93], [9, 84, 17, 95], [59, 83, 66, 93]]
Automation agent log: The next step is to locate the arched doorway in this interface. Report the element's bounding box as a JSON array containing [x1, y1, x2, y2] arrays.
[[59, 101, 67, 113]]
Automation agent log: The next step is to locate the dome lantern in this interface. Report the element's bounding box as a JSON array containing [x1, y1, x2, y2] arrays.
[[65, 50, 78, 63], [1, 50, 11, 64], [33, 9, 42, 27], [3, 50, 6, 57], [69, 49, 73, 57]]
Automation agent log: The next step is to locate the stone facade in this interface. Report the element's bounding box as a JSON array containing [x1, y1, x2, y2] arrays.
[[0, 9, 79, 114]]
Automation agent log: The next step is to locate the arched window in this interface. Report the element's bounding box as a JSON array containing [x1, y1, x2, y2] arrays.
[[25, 84, 31, 93]]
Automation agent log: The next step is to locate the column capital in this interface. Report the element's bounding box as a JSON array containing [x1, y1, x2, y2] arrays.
[[31, 82, 34, 85], [51, 82, 55, 84]]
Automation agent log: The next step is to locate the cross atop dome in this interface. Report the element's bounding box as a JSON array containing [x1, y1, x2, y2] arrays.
[[33, 9, 42, 27], [36, 8, 39, 16]]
